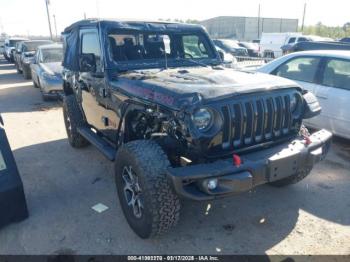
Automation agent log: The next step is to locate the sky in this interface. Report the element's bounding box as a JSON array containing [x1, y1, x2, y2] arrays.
[[0, 0, 349, 36]]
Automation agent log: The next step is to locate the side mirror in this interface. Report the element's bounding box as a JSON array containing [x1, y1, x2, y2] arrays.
[[218, 50, 225, 61], [79, 53, 96, 73]]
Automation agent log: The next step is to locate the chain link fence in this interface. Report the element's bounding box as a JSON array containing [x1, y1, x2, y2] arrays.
[[235, 56, 274, 70]]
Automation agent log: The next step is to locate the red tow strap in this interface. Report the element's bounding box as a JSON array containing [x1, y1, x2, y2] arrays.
[[233, 154, 242, 167]]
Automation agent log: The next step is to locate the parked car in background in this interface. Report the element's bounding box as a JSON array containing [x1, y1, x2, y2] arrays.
[[14, 41, 26, 72], [15, 40, 53, 79], [281, 35, 333, 54], [259, 32, 301, 58], [31, 43, 63, 101], [257, 50, 350, 139], [0, 40, 5, 55], [3, 37, 29, 62], [252, 39, 260, 44], [290, 41, 350, 53], [213, 39, 248, 57], [340, 37, 350, 43], [215, 46, 238, 68], [238, 41, 260, 57]]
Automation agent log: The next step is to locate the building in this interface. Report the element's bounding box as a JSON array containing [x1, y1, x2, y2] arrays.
[[200, 16, 299, 41]]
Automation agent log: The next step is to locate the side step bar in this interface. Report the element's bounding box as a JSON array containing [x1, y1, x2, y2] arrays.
[[77, 127, 116, 161]]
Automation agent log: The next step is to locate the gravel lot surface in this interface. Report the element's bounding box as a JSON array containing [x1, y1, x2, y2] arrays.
[[0, 57, 349, 255]]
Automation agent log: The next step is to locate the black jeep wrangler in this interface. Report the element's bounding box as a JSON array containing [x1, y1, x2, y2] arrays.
[[61, 19, 332, 238]]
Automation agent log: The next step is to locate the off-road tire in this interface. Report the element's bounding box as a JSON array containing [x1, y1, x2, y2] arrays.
[[63, 95, 89, 148], [268, 168, 311, 187], [115, 140, 181, 239], [23, 66, 31, 79]]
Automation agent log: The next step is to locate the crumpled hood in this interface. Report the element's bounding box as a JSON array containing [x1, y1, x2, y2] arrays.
[[41, 62, 63, 76], [114, 67, 300, 108]]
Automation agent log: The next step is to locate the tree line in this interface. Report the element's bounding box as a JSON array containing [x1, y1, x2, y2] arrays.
[[159, 18, 350, 40], [301, 22, 350, 39]]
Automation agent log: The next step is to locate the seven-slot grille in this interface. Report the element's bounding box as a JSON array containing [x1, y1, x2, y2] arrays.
[[220, 90, 301, 150]]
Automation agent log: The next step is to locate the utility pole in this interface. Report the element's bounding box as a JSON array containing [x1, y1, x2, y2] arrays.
[[301, 2, 307, 32], [45, 0, 53, 40], [84, 12, 87, 19], [53, 14, 58, 40], [257, 3, 261, 39]]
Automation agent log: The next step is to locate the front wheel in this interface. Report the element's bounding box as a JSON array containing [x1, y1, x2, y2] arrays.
[[23, 66, 31, 79], [62, 95, 89, 148], [115, 140, 181, 239]]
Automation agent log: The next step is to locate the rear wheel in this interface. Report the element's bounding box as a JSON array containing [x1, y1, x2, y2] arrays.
[[63, 95, 89, 148], [115, 140, 180, 238]]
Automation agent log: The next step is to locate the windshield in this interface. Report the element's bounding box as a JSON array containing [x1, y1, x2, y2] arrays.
[[41, 48, 63, 63], [107, 31, 218, 69], [23, 41, 53, 52], [9, 39, 25, 47]]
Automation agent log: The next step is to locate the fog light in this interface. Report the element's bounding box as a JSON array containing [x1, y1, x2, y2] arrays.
[[207, 179, 218, 190]]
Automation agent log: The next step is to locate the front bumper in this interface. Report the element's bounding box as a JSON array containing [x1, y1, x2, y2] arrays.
[[167, 129, 332, 200], [41, 76, 63, 98]]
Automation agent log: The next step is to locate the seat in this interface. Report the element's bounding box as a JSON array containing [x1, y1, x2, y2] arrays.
[[123, 38, 142, 60], [109, 37, 127, 61], [145, 38, 165, 59]]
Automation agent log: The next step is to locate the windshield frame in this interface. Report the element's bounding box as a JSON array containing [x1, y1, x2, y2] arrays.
[[104, 28, 221, 71]]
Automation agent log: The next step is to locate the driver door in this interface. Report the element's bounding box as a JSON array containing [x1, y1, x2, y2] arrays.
[[78, 29, 107, 131]]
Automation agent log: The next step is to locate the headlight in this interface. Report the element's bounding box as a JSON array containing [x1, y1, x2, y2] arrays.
[[192, 108, 213, 131]]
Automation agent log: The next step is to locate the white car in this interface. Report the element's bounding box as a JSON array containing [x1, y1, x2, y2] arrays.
[[257, 50, 350, 139]]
